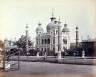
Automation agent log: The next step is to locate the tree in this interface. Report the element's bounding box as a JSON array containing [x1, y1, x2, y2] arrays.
[[17, 35, 33, 48], [16, 35, 33, 55]]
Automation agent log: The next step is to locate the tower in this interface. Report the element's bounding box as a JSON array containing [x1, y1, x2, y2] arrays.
[[26, 24, 29, 55], [76, 26, 79, 47]]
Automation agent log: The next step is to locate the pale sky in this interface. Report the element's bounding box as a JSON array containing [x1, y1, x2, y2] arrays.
[[0, 0, 96, 43]]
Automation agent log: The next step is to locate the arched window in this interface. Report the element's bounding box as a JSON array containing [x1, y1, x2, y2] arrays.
[[41, 48, 43, 51], [53, 47, 55, 51], [44, 48, 46, 52], [43, 39, 45, 44], [56, 30, 58, 34], [36, 39, 38, 45], [63, 39, 67, 44], [48, 38, 50, 44], [53, 38, 55, 44], [45, 39, 47, 44], [39, 39, 40, 44], [47, 48, 50, 52], [42, 39, 43, 44]]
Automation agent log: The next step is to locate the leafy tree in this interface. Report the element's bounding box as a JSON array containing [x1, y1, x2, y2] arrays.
[[17, 35, 33, 48], [16, 35, 33, 55]]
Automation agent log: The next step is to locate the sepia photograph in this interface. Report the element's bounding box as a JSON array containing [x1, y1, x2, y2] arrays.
[[0, 0, 96, 77]]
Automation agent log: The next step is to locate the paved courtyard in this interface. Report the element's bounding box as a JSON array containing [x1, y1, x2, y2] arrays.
[[1, 61, 96, 77]]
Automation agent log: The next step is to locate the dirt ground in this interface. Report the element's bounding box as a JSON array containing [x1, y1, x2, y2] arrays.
[[0, 61, 96, 77]]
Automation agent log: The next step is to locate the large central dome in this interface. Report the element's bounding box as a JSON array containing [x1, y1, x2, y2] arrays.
[[47, 21, 59, 32], [47, 21, 54, 32], [47, 15, 59, 32]]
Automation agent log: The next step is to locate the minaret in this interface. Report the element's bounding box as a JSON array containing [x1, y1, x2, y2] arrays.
[[58, 18, 62, 58], [81, 36, 83, 42], [26, 24, 29, 55], [76, 26, 79, 47]]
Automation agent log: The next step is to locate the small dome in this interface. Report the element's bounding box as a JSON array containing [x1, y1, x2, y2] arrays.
[[36, 23, 43, 32], [62, 27, 70, 32], [36, 26, 43, 32], [62, 24, 70, 32]]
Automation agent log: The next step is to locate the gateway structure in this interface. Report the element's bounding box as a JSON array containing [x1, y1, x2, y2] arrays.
[[35, 11, 70, 55]]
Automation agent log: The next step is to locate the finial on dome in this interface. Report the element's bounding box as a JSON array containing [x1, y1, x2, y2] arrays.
[[26, 24, 28, 28], [52, 9, 54, 17], [65, 19, 66, 24], [58, 17, 61, 24], [38, 22, 41, 26], [59, 16, 60, 19], [50, 9, 56, 21], [54, 19, 58, 24], [38, 21, 41, 26], [64, 19, 67, 27], [76, 25, 79, 30]]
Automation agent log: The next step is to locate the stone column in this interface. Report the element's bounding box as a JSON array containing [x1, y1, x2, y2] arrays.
[[58, 19, 62, 59]]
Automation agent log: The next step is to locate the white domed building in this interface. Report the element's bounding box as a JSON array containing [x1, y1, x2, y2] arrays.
[[35, 12, 70, 55]]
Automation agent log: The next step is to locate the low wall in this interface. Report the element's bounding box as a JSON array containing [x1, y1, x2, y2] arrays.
[[9, 56, 96, 65]]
